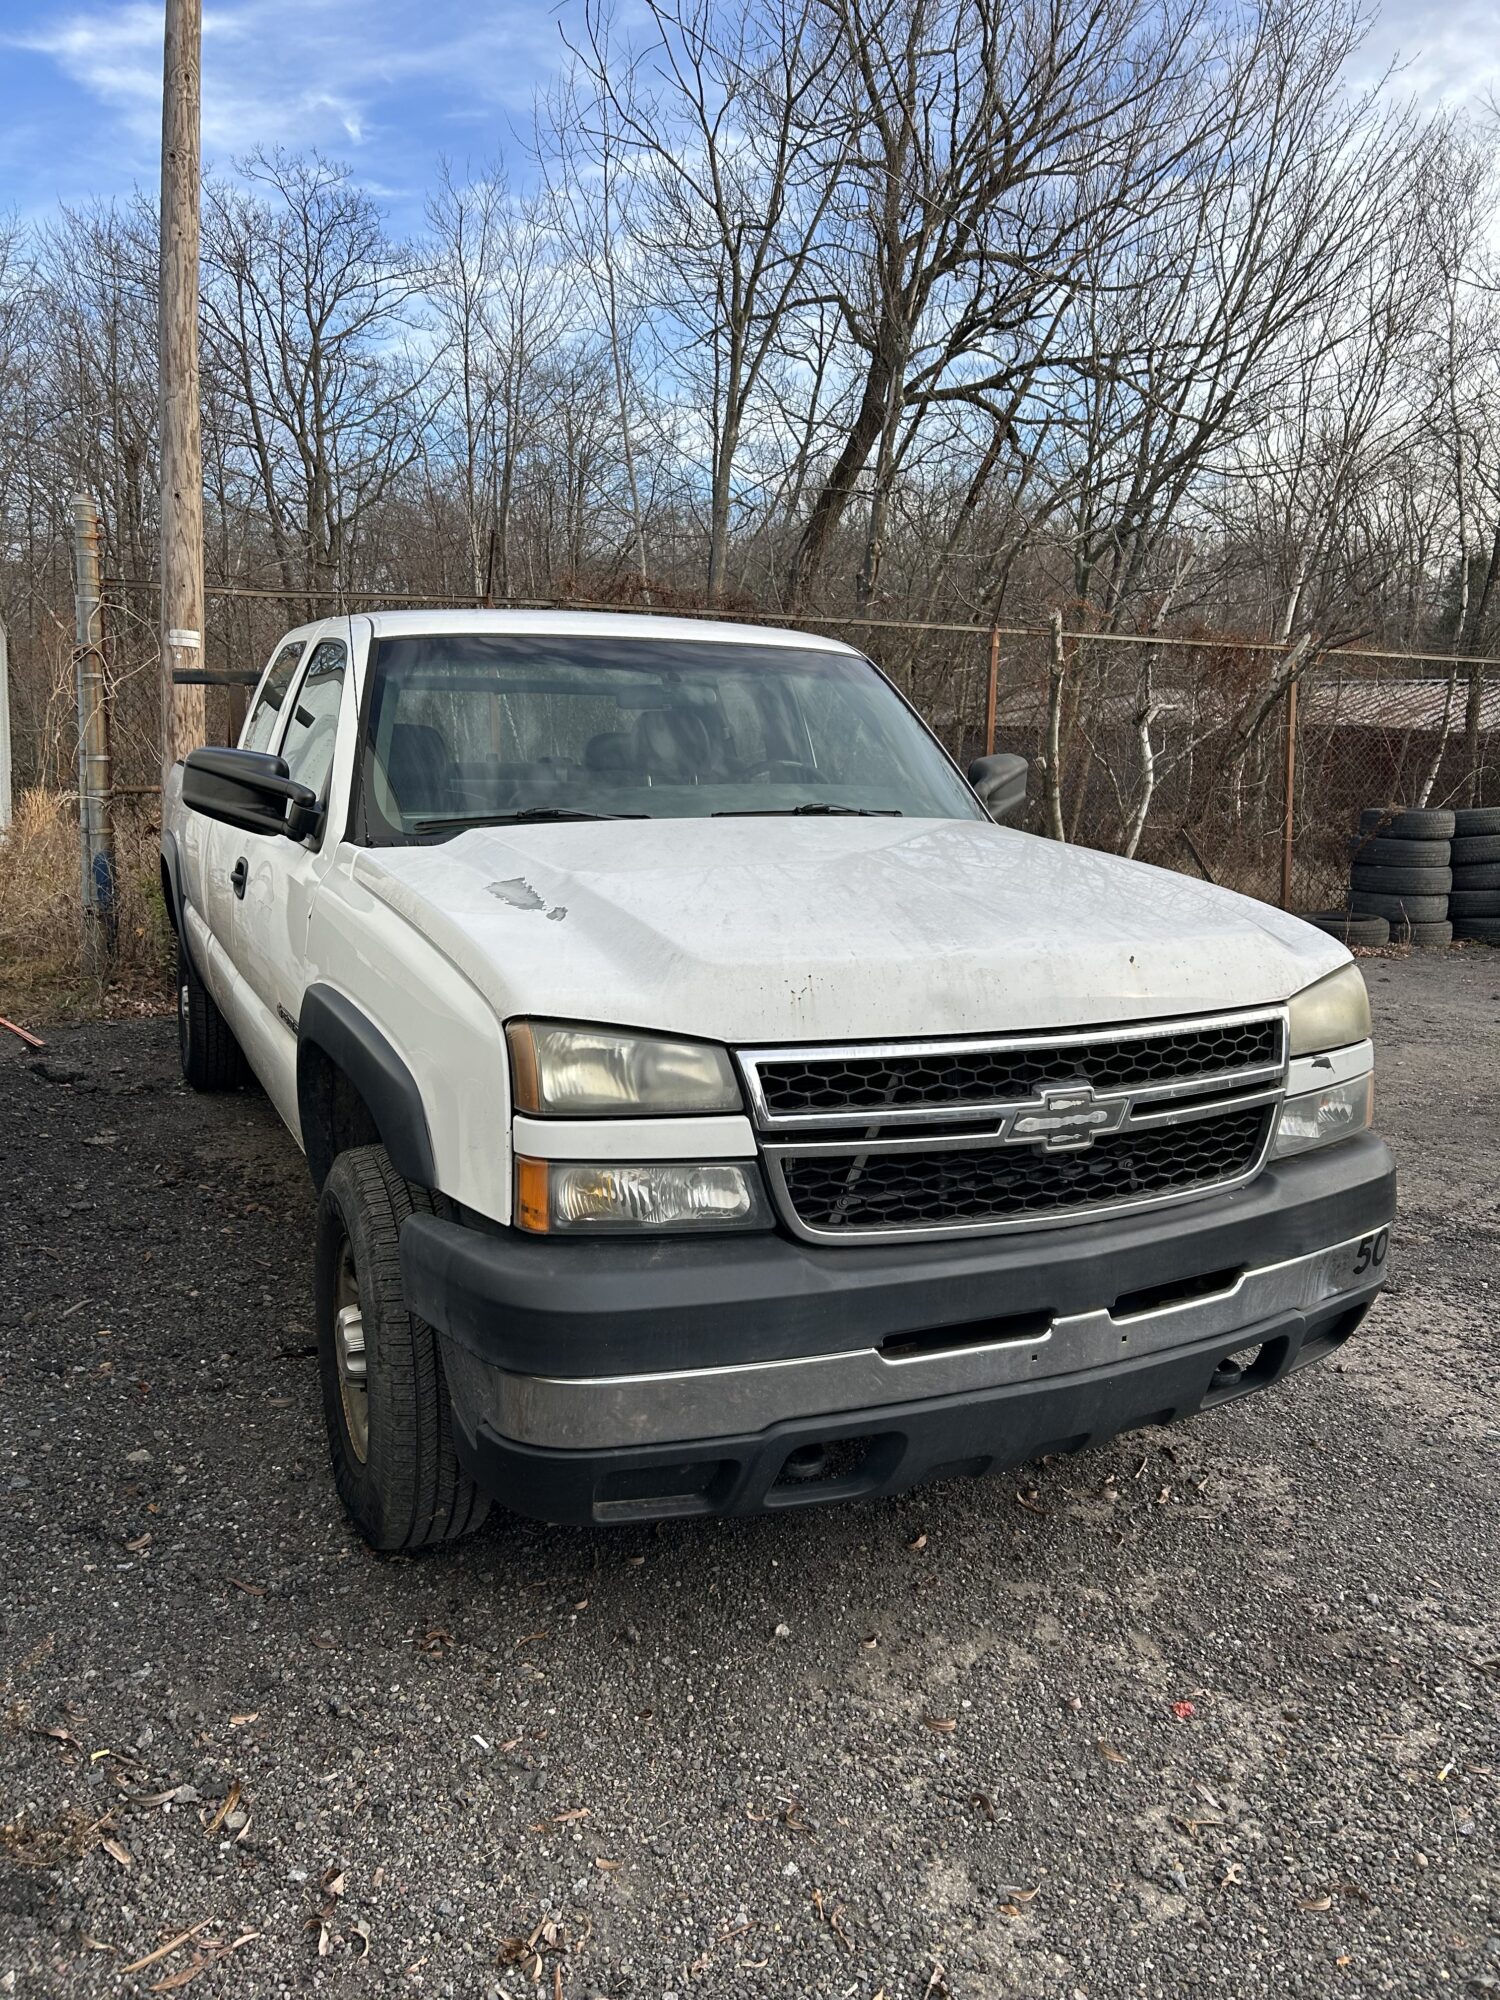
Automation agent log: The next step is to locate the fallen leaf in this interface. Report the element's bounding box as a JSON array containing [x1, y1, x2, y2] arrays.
[[1097, 1741, 1128, 1764], [149, 1959, 207, 1993], [1014, 1490, 1048, 1516], [909, 1534, 928, 1551], [924, 1717, 958, 1733], [594, 1857, 621, 1871], [554, 1807, 590, 1824], [126, 1533, 152, 1553], [225, 1578, 266, 1598], [205, 1784, 240, 1837], [100, 1837, 133, 1868], [228, 1713, 259, 1729], [1297, 1895, 1333, 1913]]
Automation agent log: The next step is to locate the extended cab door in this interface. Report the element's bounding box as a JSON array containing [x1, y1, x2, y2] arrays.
[[226, 630, 355, 1130], [178, 634, 307, 1016]]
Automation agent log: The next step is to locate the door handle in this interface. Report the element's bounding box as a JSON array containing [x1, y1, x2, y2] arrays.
[[230, 857, 248, 900]]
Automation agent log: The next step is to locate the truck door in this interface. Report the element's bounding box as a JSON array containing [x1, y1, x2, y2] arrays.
[[179, 635, 307, 1017], [227, 633, 352, 1130]]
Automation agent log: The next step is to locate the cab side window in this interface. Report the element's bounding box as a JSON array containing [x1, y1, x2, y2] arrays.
[[241, 640, 306, 753], [279, 641, 347, 798]]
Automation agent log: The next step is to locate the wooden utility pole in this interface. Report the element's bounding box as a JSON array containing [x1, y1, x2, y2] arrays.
[[72, 493, 116, 971], [158, 0, 206, 782]]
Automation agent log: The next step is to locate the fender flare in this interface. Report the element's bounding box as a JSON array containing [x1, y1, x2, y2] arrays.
[[296, 984, 438, 1190], [160, 830, 185, 935]]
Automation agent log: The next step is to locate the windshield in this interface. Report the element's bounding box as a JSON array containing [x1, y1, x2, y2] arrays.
[[357, 634, 984, 840]]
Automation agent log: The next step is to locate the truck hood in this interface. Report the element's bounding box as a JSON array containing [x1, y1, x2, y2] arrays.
[[350, 816, 1345, 1043]]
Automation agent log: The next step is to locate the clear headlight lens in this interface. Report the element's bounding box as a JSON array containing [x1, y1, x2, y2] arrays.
[[1287, 963, 1371, 1056], [1272, 1073, 1374, 1158], [515, 1157, 771, 1233], [508, 1020, 742, 1116]]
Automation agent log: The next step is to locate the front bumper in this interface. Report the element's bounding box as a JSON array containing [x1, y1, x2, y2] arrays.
[[400, 1133, 1395, 1524]]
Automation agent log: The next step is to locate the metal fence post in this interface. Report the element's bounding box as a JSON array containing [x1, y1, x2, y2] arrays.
[[984, 625, 999, 756], [1280, 672, 1299, 911], [72, 493, 116, 970], [0, 616, 11, 834]]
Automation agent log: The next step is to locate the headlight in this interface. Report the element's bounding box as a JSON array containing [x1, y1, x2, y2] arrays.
[[1288, 964, 1371, 1056], [515, 1157, 771, 1233], [508, 1020, 742, 1116], [1271, 1073, 1374, 1158]]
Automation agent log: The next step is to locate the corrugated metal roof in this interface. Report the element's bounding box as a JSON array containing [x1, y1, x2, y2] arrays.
[[1298, 677, 1500, 732]]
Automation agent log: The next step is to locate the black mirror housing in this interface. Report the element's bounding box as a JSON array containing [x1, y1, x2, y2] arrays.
[[182, 746, 322, 841], [967, 751, 1028, 823]]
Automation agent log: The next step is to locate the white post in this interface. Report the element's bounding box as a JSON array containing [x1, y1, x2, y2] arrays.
[[0, 617, 10, 833]]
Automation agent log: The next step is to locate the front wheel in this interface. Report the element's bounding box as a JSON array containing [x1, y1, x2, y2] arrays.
[[315, 1146, 490, 1552]]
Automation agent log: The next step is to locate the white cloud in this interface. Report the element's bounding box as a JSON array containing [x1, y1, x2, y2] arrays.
[[1354, 0, 1500, 109], [6, 0, 561, 192]]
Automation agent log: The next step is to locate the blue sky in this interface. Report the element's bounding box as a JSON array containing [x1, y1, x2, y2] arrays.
[[0, 0, 573, 228], [1, 0, 1496, 232]]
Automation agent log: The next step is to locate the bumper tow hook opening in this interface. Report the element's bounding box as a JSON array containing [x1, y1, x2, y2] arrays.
[[1208, 1339, 1280, 1400], [774, 1437, 875, 1488]]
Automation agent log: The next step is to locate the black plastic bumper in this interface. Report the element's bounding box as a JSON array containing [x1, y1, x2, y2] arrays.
[[398, 1134, 1396, 1525], [449, 1290, 1377, 1524], [401, 1135, 1395, 1376]]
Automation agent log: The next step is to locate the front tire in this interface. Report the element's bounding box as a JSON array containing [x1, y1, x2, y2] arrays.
[[177, 935, 246, 1090], [315, 1146, 490, 1552]]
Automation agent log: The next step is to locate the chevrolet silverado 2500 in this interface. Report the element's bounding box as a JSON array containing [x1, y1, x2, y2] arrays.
[[160, 611, 1394, 1549]]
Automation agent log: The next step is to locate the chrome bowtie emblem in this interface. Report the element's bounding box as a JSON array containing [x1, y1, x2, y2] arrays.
[[1008, 1083, 1127, 1151]]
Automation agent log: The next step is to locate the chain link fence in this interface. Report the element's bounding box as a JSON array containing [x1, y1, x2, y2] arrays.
[[10, 582, 1499, 924]]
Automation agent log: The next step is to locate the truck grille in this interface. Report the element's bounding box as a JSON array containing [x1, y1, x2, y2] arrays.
[[777, 1105, 1273, 1235], [740, 1009, 1286, 1244], [751, 1017, 1279, 1119]]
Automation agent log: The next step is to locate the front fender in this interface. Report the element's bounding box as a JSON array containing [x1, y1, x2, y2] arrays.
[[297, 984, 438, 1190]]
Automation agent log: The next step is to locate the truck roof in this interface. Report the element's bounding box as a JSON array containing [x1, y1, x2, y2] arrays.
[[294, 607, 859, 653]]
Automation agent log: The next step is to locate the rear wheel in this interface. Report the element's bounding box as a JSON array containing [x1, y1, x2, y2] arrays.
[[176, 935, 246, 1091], [315, 1146, 489, 1552]]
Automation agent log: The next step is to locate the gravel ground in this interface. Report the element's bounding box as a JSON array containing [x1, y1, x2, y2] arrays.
[[1, 950, 1497, 1999]]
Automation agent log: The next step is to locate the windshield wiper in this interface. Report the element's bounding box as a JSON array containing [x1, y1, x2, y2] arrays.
[[711, 803, 902, 818], [411, 806, 646, 832]]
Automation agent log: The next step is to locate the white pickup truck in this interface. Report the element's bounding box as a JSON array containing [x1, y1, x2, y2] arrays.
[[161, 610, 1394, 1550]]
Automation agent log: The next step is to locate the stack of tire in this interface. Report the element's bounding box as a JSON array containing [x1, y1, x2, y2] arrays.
[[1450, 806, 1500, 945], [1347, 807, 1454, 947]]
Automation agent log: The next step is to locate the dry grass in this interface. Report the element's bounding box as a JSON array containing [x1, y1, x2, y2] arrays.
[[0, 788, 173, 1024]]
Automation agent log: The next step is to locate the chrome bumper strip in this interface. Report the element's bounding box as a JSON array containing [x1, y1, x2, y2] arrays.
[[451, 1230, 1381, 1451]]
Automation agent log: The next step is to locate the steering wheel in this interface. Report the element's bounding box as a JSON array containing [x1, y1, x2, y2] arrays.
[[740, 758, 823, 783]]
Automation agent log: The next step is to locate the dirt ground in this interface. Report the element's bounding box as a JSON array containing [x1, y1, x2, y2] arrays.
[[1, 951, 1496, 1999]]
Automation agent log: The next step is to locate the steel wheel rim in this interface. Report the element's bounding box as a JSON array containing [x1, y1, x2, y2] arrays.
[[333, 1243, 369, 1463]]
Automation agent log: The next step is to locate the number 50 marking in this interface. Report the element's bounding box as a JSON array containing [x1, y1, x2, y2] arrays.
[[1352, 1228, 1389, 1276]]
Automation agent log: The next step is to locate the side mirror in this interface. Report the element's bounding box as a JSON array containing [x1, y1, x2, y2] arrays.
[[182, 746, 322, 841], [967, 751, 1029, 823]]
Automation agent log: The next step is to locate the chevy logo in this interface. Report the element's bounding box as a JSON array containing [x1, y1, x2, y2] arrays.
[[1008, 1084, 1127, 1151]]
